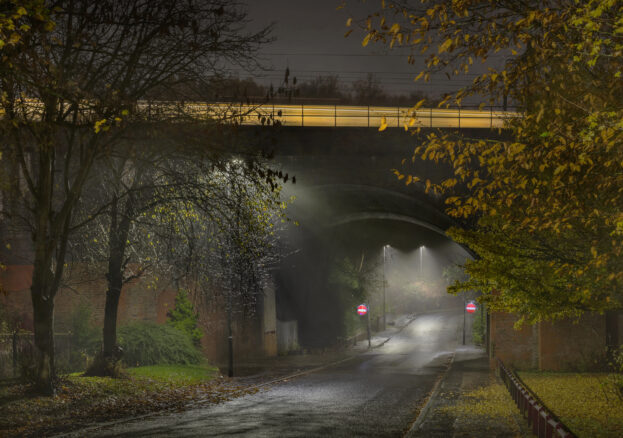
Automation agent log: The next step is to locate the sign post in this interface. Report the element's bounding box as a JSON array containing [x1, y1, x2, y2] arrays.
[[463, 299, 477, 345], [357, 304, 371, 348]]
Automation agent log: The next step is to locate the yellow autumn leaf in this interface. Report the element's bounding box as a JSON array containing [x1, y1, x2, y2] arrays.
[[378, 117, 388, 131]]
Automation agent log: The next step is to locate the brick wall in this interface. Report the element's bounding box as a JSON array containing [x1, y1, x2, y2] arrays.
[[539, 313, 606, 371], [490, 311, 537, 370], [491, 311, 613, 371], [0, 264, 177, 332]]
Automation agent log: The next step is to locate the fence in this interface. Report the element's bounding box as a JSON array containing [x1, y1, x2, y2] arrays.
[[497, 359, 576, 438], [0, 332, 78, 380]]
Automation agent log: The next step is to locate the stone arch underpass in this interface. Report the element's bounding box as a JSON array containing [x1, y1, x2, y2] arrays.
[[274, 180, 475, 348], [257, 126, 505, 348]]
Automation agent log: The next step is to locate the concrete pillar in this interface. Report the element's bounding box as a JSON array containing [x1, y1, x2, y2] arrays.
[[262, 282, 277, 356]]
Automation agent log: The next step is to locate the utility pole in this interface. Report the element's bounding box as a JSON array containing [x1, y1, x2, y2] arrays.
[[227, 289, 234, 377], [366, 305, 372, 349], [419, 246, 423, 276]]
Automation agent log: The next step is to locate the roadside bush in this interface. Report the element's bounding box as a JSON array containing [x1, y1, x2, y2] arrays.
[[471, 305, 485, 346], [167, 289, 203, 346], [608, 347, 623, 401], [118, 322, 202, 367], [66, 303, 100, 372]]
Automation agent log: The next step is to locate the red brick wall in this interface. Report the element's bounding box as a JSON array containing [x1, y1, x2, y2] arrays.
[[490, 311, 537, 370], [1, 264, 178, 331], [491, 311, 611, 371], [1, 264, 266, 366], [539, 313, 606, 371], [197, 294, 264, 367], [0, 265, 34, 330]]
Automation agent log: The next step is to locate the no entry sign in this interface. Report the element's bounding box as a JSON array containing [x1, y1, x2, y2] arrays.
[[466, 302, 477, 313], [357, 304, 368, 316]]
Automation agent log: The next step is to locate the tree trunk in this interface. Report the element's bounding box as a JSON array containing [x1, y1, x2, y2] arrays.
[[90, 192, 133, 376], [31, 282, 56, 395], [102, 274, 122, 360]]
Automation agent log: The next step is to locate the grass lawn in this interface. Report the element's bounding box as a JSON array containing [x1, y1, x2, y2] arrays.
[[439, 380, 532, 437], [127, 363, 220, 384], [0, 363, 254, 437], [518, 371, 623, 438]]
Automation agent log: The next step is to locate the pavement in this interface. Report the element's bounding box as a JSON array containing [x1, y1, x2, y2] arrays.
[[406, 346, 533, 438]]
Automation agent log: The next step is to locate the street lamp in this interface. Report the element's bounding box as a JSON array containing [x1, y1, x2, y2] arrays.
[[382, 244, 389, 330]]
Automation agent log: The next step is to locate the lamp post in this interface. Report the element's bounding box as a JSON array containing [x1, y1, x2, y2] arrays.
[[382, 245, 388, 330]]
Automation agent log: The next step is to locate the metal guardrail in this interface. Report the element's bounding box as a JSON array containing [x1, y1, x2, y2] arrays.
[[497, 359, 576, 438]]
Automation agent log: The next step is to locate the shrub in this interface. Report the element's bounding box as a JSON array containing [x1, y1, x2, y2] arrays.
[[118, 322, 202, 367], [167, 289, 203, 346], [57, 303, 101, 373], [471, 304, 485, 346]]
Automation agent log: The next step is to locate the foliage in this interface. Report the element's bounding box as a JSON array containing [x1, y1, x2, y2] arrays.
[[127, 364, 219, 385], [353, 0, 623, 323], [0, 0, 272, 392], [607, 347, 623, 401], [519, 371, 623, 437], [471, 305, 485, 346], [167, 290, 203, 346], [118, 322, 202, 367], [0, 367, 254, 437], [329, 252, 382, 336], [69, 303, 100, 358]]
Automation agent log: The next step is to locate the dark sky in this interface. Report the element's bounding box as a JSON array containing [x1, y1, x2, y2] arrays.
[[242, 0, 471, 98], [240, 0, 510, 104]]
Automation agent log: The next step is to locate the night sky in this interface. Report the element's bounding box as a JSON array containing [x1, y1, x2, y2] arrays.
[[242, 0, 501, 101], [243, 0, 440, 98]]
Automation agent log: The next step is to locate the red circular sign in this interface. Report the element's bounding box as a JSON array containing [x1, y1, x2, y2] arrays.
[[357, 304, 368, 316], [466, 302, 477, 313]]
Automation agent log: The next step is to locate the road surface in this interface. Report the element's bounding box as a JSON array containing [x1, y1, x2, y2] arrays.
[[90, 310, 465, 437]]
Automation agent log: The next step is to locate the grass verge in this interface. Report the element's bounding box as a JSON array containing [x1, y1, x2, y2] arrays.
[[518, 371, 623, 438], [126, 363, 220, 384], [438, 378, 532, 437], [0, 364, 255, 438]]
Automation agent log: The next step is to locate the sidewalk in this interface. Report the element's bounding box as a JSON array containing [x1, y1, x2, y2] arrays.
[[406, 346, 533, 438]]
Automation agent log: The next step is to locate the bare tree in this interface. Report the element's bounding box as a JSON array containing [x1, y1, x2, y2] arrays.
[[0, 0, 270, 394]]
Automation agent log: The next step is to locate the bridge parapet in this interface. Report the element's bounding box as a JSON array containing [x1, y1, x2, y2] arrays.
[[4, 100, 518, 130], [194, 103, 518, 129]]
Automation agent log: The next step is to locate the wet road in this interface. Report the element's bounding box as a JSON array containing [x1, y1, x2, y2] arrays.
[[91, 310, 464, 437]]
